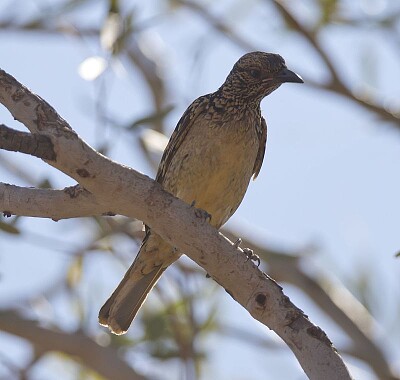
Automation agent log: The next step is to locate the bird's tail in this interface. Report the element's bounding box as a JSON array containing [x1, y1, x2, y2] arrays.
[[99, 261, 165, 335]]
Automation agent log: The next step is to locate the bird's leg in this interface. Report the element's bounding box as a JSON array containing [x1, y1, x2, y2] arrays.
[[191, 200, 212, 223], [243, 248, 260, 267], [191, 200, 212, 279], [233, 239, 261, 267]]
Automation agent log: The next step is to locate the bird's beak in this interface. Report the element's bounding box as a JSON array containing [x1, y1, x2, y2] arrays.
[[276, 67, 304, 84]]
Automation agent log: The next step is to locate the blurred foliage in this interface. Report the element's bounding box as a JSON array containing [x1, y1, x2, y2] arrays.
[[0, 214, 20, 235], [126, 106, 175, 131], [0, 0, 400, 380]]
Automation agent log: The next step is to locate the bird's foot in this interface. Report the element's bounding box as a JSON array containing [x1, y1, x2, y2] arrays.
[[233, 238, 242, 249], [191, 200, 211, 222], [243, 248, 260, 267], [233, 239, 260, 267]]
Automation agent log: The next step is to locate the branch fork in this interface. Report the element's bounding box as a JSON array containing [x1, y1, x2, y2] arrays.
[[0, 68, 353, 380]]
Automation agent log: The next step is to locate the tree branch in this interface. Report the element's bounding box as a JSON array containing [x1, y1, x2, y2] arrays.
[[178, 0, 400, 127], [0, 124, 56, 160], [0, 311, 147, 380], [176, 0, 256, 51], [270, 0, 400, 126], [0, 68, 353, 379], [0, 183, 112, 220], [222, 229, 397, 380], [2, 178, 391, 378]]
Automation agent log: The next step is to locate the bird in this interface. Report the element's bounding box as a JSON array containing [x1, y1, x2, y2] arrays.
[[99, 51, 303, 335]]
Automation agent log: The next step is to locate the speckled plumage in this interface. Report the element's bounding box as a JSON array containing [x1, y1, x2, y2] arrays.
[[99, 52, 303, 334]]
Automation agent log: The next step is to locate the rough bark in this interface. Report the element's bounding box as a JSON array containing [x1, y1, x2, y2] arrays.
[[0, 68, 353, 380]]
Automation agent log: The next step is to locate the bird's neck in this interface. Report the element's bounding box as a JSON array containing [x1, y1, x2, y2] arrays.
[[214, 84, 262, 113], [205, 88, 261, 123]]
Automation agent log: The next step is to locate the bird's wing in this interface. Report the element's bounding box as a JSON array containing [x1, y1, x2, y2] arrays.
[[156, 95, 209, 185], [252, 116, 267, 179]]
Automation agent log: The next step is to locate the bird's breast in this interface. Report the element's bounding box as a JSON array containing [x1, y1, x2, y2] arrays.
[[163, 116, 260, 228]]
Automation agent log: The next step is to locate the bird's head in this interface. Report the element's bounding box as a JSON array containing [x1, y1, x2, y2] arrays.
[[221, 51, 303, 105]]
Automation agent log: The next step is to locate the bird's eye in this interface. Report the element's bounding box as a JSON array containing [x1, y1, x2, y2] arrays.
[[250, 69, 261, 79]]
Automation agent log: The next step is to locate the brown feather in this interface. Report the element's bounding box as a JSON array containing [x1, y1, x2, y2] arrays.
[[99, 52, 302, 334]]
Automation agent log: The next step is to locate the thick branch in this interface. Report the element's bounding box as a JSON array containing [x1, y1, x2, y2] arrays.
[[0, 183, 111, 220], [0, 311, 147, 380], [0, 68, 353, 379], [0, 172, 388, 378], [0, 178, 391, 378]]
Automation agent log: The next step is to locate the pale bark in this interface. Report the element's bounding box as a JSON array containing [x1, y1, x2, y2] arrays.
[[0, 68, 353, 380], [0, 183, 106, 220]]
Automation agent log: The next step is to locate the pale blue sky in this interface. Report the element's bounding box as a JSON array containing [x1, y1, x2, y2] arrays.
[[0, 1, 400, 379]]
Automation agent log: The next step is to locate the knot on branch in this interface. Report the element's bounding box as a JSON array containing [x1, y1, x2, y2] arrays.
[[255, 293, 267, 308]]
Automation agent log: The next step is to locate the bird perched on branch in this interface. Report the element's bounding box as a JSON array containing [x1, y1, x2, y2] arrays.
[[99, 51, 303, 334]]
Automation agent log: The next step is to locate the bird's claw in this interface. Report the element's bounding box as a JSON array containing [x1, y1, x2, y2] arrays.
[[232, 239, 260, 266], [244, 248, 260, 267], [191, 201, 212, 222], [194, 208, 211, 222], [233, 238, 242, 249]]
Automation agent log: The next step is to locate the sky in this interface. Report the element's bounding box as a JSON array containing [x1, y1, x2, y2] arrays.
[[0, 0, 400, 379]]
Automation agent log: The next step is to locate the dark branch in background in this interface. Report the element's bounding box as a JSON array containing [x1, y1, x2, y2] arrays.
[[0, 13, 168, 135], [271, 0, 343, 85], [270, 0, 400, 125], [0, 124, 56, 160], [0, 66, 353, 380], [0, 152, 39, 184], [175, 0, 255, 51], [0, 311, 147, 380], [1, 1, 397, 127], [177, 0, 400, 127], [0, 19, 100, 36], [222, 229, 398, 380], [126, 42, 167, 133], [0, 2, 398, 379]]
